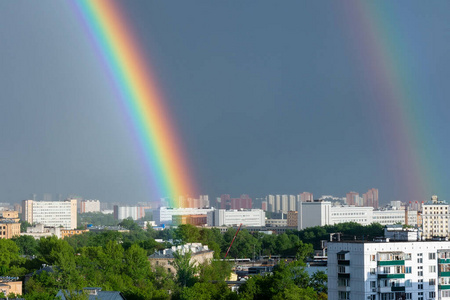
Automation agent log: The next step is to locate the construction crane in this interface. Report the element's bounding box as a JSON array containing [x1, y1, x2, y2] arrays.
[[224, 223, 242, 259]]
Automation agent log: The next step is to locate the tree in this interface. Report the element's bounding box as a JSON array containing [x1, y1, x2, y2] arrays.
[[170, 250, 198, 287], [13, 235, 39, 256], [119, 218, 142, 231], [20, 220, 32, 233]]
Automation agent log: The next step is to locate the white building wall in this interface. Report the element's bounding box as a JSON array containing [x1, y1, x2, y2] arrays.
[[82, 200, 101, 213], [328, 241, 450, 300], [206, 209, 265, 227], [31, 199, 77, 229], [154, 207, 214, 225]]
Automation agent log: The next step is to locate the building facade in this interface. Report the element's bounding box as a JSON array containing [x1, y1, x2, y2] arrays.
[[0, 211, 20, 239], [328, 239, 450, 300], [153, 207, 214, 225], [113, 205, 145, 221], [422, 195, 449, 239], [207, 209, 265, 227], [80, 200, 101, 213], [22, 199, 77, 229]]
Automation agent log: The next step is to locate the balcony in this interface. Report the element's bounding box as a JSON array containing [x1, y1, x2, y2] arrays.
[[439, 258, 450, 264], [391, 286, 405, 292], [377, 260, 405, 266], [338, 273, 350, 279], [338, 260, 350, 266], [377, 274, 405, 279], [439, 285, 450, 290], [439, 271, 450, 277]]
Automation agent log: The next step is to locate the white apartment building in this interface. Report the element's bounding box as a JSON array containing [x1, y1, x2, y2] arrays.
[[153, 207, 214, 225], [298, 201, 418, 230], [328, 238, 450, 300], [422, 195, 449, 239], [80, 199, 101, 213], [113, 205, 145, 221], [22, 199, 77, 229], [207, 209, 265, 227]]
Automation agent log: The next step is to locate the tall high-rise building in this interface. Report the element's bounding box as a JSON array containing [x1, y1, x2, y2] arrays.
[[113, 205, 145, 221], [300, 192, 314, 202], [22, 199, 77, 229], [346, 191, 359, 206], [80, 199, 101, 213], [363, 188, 379, 208], [267, 195, 275, 212]]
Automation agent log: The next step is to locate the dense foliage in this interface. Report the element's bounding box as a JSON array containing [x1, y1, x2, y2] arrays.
[[4, 221, 383, 299]]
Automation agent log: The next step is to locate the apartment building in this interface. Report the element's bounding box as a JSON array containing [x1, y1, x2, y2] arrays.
[[22, 199, 77, 229], [328, 237, 450, 300], [422, 195, 449, 239]]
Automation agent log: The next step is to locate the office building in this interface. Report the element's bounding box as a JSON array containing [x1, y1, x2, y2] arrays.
[[298, 201, 418, 230], [22, 199, 77, 229], [153, 207, 214, 225], [207, 209, 265, 227]]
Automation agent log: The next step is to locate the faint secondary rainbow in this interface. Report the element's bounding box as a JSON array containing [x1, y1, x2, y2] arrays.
[[338, 1, 437, 201], [71, 0, 196, 206]]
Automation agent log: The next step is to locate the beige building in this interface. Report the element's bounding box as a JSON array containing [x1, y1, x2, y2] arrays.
[[0, 277, 22, 296], [287, 211, 298, 227], [61, 229, 89, 239], [422, 195, 449, 239], [148, 243, 214, 274], [22, 199, 77, 229], [0, 211, 20, 239]]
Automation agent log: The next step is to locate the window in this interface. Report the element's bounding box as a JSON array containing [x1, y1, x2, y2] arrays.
[[429, 252, 436, 260], [383, 267, 391, 274], [405, 266, 412, 273], [381, 293, 395, 300], [418, 258, 423, 263], [338, 266, 346, 273], [405, 293, 412, 300], [338, 278, 349, 287], [418, 253, 423, 256], [430, 265, 436, 273], [405, 280, 412, 287], [370, 281, 376, 288], [419, 279, 423, 289], [338, 291, 350, 300], [370, 268, 376, 274], [370, 254, 376, 261], [418, 271, 423, 276], [430, 278, 436, 285]]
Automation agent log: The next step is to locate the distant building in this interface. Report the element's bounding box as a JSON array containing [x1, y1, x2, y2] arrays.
[[298, 201, 418, 230], [422, 195, 449, 239], [80, 200, 101, 213], [363, 188, 379, 208], [153, 207, 214, 226], [172, 214, 207, 226], [22, 199, 77, 229], [22, 224, 61, 239], [61, 229, 89, 239], [207, 209, 265, 227], [148, 243, 214, 275], [113, 205, 145, 221], [287, 211, 298, 227], [346, 192, 359, 206], [266, 218, 287, 227], [0, 211, 20, 239], [300, 192, 314, 203]]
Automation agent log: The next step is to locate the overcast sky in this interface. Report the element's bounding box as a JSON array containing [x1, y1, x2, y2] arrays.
[[1, 1, 450, 205]]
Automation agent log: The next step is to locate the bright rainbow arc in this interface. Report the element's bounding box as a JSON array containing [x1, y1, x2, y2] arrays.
[[72, 0, 196, 206]]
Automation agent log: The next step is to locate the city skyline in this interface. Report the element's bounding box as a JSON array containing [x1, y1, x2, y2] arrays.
[[1, 2, 450, 204]]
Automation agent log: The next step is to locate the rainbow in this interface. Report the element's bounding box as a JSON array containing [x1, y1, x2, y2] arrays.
[[71, 0, 196, 206], [337, 1, 437, 201]]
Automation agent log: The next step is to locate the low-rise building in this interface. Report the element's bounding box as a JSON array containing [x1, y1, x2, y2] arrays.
[[148, 243, 214, 274], [0, 277, 22, 296], [172, 214, 207, 226], [22, 224, 61, 239], [266, 218, 287, 227], [154, 207, 214, 226], [0, 211, 20, 239], [61, 229, 89, 239]]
